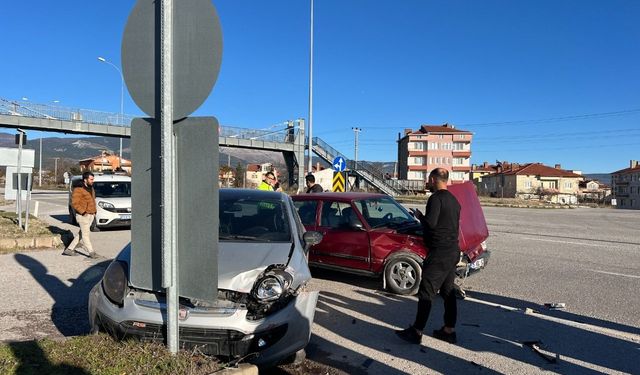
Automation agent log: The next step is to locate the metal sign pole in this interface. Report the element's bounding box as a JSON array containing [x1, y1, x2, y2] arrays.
[[16, 130, 24, 230], [160, 0, 178, 354], [25, 174, 31, 232]]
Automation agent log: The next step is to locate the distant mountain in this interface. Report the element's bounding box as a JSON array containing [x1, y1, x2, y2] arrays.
[[584, 173, 611, 186], [0, 133, 398, 177]]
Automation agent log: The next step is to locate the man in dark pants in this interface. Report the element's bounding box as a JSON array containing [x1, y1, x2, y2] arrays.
[[395, 168, 461, 345]]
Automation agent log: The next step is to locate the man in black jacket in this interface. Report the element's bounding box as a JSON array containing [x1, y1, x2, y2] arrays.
[[305, 174, 323, 193], [395, 168, 461, 345]]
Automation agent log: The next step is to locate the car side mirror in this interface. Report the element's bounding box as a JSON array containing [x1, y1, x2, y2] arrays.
[[303, 231, 323, 248]]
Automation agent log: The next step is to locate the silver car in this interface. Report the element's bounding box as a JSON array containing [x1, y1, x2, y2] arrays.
[[88, 189, 322, 367]]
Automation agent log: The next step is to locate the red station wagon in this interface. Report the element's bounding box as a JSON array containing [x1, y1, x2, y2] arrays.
[[292, 182, 490, 295]]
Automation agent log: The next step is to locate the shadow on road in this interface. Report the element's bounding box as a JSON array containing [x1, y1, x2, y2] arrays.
[[8, 341, 90, 375], [469, 291, 640, 337], [310, 267, 382, 292], [308, 288, 638, 374], [13, 254, 109, 336], [49, 214, 72, 226]]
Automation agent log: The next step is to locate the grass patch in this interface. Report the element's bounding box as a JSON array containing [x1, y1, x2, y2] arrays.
[[0, 333, 222, 375], [0, 211, 56, 239]]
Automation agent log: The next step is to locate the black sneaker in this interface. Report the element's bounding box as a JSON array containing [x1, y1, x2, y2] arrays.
[[62, 248, 78, 256], [395, 327, 422, 344], [433, 328, 457, 344]]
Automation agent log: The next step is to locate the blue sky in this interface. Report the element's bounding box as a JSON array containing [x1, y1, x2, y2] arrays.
[[1, 0, 639, 173]]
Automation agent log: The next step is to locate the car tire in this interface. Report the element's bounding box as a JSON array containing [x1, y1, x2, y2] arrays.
[[384, 254, 422, 295], [68, 206, 77, 225], [281, 349, 306, 366], [90, 218, 100, 232]]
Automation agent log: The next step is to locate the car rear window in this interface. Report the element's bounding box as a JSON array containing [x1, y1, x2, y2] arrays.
[[219, 197, 291, 242]]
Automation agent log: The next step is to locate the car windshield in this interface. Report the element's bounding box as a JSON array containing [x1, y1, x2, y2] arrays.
[[219, 196, 291, 242], [355, 197, 416, 229], [94, 181, 131, 198]]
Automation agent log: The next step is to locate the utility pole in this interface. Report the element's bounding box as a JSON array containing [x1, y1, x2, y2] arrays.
[[51, 157, 60, 186], [352, 127, 362, 169]]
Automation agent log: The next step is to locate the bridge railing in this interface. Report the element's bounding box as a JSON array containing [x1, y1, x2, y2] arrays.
[[0, 97, 134, 126], [220, 125, 300, 144]]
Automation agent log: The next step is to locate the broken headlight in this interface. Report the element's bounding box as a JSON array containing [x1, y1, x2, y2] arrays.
[[247, 266, 295, 319], [252, 268, 293, 302], [102, 260, 129, 306]]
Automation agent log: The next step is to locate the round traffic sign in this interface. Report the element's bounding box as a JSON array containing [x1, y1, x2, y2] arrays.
[[121, 0, 223, 120], [333, 156, 346, 172]]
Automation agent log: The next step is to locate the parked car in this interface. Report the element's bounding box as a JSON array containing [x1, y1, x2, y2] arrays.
[[68, 173, 132, 230], [88, 189, 322, 368], [292, 182, 490, 295]]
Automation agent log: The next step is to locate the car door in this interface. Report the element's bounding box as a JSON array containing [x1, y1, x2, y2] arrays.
[[312, 200, 371, 271]]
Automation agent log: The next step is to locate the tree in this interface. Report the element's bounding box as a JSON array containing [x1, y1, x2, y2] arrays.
[[234, 163, 245, 188]]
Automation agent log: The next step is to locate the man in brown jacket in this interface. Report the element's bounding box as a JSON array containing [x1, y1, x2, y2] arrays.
[[63, 171, 98, 258]]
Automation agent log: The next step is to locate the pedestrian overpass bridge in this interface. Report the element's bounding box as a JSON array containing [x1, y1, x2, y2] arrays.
[[0, 97, 417, 195]]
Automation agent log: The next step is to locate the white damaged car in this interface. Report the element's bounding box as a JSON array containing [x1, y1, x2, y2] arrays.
[[88, 189, 322, 367]]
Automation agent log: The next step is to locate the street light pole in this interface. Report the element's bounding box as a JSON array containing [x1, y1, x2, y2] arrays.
[[98, 56, 124, 166], [307, 0, 314, 174]]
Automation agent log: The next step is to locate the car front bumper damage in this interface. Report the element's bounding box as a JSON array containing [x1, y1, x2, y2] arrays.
[[88, 283, 319, 366]]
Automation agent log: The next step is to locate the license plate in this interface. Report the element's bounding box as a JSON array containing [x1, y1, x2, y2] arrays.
[[120, 214, 132, 220]]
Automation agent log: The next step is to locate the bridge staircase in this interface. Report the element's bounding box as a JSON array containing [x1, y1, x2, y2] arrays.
[[312, 137, 404, 196]]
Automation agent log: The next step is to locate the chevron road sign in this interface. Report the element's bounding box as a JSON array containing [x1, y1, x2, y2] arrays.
[[332, 171, 345, 192]]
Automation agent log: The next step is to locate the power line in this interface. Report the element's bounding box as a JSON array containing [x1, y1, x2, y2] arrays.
[[460, 109, 640, 127], [474, 141, 640, 153], [474, 127, 640, 141], [315, 108, 640, 131], [477, 130, 640, 144]]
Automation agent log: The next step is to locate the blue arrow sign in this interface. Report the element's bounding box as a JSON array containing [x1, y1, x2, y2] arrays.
[[333, 156, 346, 172]]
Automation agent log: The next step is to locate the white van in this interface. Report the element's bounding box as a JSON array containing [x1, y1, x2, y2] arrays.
[[68, 173, 132, 231]]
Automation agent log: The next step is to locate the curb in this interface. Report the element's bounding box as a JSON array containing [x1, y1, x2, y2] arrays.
[[212, 364, 258, 375], [0, 235, 62, 251]]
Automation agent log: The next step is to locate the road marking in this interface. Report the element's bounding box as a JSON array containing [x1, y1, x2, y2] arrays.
[[587, 269, 640, 279], [520, 237, 604, 247], [466, 296, 640, 344]]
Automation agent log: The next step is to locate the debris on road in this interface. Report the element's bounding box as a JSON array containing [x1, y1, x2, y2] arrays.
[[522, 341, 560, 364], [544, 302, 567, 310]]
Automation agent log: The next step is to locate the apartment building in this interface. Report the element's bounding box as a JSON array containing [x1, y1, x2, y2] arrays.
[[397, 124, 473, 183], [612, 160, 640, 209], [477, 163, 584, 204]]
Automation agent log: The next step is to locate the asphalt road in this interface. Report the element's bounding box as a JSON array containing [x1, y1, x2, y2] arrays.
[[1, 191, 639, 374]]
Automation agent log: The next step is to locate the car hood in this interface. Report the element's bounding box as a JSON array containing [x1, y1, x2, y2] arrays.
[[118, 241, 311, 294], [95, 197, 131, 208]]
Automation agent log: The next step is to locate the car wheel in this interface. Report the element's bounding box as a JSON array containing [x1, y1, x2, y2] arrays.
[[90, 218, 100, 232], [281, 349, 306, 365], [385, 254, 421, 295], [68, 206, 77, 225]]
